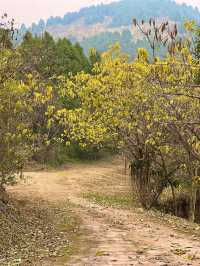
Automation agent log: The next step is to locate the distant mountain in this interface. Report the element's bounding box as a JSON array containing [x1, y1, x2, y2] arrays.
[[18, 0, 200, 56]]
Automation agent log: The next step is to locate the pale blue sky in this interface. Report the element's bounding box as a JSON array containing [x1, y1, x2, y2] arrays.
[[1, 0, 199, 26]]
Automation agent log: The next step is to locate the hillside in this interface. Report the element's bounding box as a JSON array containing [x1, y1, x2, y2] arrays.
[[19, 0, 200, 55]]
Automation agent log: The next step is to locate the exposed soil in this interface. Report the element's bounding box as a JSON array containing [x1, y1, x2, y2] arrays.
[[5, 157, 200, 265]]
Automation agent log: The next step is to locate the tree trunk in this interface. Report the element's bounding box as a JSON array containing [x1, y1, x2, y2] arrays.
[[0, 185, 8, 204], [189, 183, 197, 222], [170, 183, 177, 216], [124, 155, 128, 175]]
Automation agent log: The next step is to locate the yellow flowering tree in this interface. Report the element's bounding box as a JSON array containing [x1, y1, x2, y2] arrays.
[[54, 37, 200, 221], [0, 48, 54, 195]]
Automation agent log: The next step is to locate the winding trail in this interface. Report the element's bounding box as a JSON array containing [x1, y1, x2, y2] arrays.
[[9, 158, 200, 266]]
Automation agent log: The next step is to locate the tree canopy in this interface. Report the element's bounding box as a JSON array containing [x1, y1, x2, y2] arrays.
[[19, 31, 90, 79]]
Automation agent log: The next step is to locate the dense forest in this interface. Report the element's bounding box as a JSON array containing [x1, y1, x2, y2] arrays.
[[18, 0, 200, 55], [19, 31, 90, 78]]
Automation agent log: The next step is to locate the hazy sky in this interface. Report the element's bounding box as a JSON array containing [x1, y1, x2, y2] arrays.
[[1, 0, 200, 26], [176, 0, 200, 9], [1, 0, 118, 26]]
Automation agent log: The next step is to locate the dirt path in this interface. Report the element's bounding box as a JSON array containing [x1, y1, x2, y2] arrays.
[[9, 158, 200, 266]]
